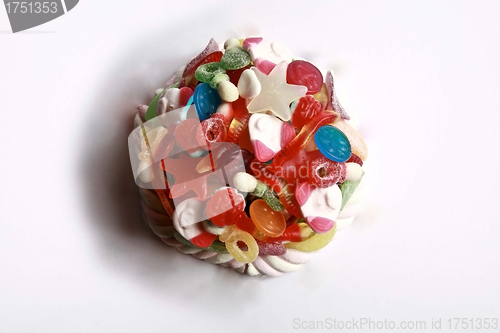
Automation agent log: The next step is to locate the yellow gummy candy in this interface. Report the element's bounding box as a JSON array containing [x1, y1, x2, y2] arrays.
[[284, 224, 336, 252], [220, 225, 259, 263]]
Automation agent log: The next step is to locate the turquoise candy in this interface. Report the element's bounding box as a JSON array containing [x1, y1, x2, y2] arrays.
[[195, 62, 226, 83], [193, 83, 222, 121], [314, 125, 351, 162], [219, 48, 251, 70]]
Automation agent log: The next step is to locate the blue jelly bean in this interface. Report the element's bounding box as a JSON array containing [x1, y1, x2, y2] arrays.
[[193, 83, 222, 121], [314, 125, 351, 162]]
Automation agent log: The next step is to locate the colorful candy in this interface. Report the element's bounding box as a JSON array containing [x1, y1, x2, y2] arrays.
[[233, 172, 284, 211], [193, 82, 222, 121], [333, 119, 369, 161], [242, 38, 292, 65], [237, 69, 261, 99], [295, 182, 342, 233], [249, 199, 286, 237], [308, 151, 347, 188], [196, 113, 229, 146], [314, 125, 351, 163], [284, 224, 337, 252], [247, 61, 307, 121], [248, 113, 295, 162], [291, 95, 323, 131], [340, 171, 364, 210], [172, 197, 217, 248], [219, 225, 258, 263], [205, 187, 245, 227], [286, 60, 323, 95], [194, 62, 226, 83], [219, 47, 251, 70], [325, 70, 350, 120]]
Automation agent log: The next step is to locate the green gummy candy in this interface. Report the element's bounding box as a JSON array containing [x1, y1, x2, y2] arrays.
[[340, 171, 364, 210], [145, 89, 165, 121], [195, 62, 225, 83], [209, 73, 230, 89], [253, 182, 284, 211], [219, 48, 251, 70], [173, 232, 228, 254]]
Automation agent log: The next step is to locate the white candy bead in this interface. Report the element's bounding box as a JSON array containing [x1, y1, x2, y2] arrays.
[[233, 172, 258, 193], [217, 80, 239, 102], [224, 38, 241, 50], [237, 69, 261, 99], [346, 162, 362, 182]]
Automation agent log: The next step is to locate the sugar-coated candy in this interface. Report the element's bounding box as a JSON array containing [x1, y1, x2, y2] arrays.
[[180, 38, 221, 87], [314, 125, 351, 163], [284, 224, 336, 252], [233, 172, 284, 211], [205, 187, 245, 227], [325, 70, 350, 120], [340, 171, 364, 210], [286, 60, 323, 95], [217, 80, 239, 102], [295, 182, 342, 233], [237, 69, 261, 99], [333, 119, 368, 161], [196, 113, 229, 146], [173, 197, 217, 248], [291, 95, 323, 131], [175, 118, 205, 156], [247, 61, 307, 121], [193, 82, 222, 121], [194, 62, 226, 84], [220, 47, 252, 70], [249, 199, 286, 238], [308, 152, 347, 188], [219, 225, 258, 263], [256, 240, 286, 256]]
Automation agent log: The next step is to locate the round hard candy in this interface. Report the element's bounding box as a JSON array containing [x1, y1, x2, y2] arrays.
[[314, 125, 351, 163]]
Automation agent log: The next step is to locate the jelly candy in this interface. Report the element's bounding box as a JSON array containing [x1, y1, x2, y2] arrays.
[[314, 125, 351, 163], [284, 224, 337, 252], [196, 113, 229, 146], [247, 61, 307, 121], [308, 151, 347, 188], [226, 97, 251, 143], [313, 83, 329, 110], [174, 118, 204, 155], [340, 171, 364, 210], [219, 48, 252, 70], [325, 70, 350, 120], [333, 119, 368, 161], [233, 172, 284, 211], [226, 65, 251, 85], [210, 73, 230, 89], [295, 182, 342, 233], [172, 197, 217, 248], [219, 225, 258, 263], [193, 83, 222, 121], [286, 60, 323, 95], [249, 199, 286, 237], [253, 58, 276, 75], [179, 87, 194, 107], [205, 187, 245, 227], [180, 38, 221, 87], [256, 240, 286, 256], [194, 62, 226, 83], [272, 110, 339, 167], [291, 95, 323, 131], [250, 161, 303, 217], [161, 153, 212, 200], [346, 153, 363, 166]]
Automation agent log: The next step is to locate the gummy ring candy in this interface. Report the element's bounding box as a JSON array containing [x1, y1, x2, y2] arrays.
[[219, 225, 258, 263], [308, 152, 347, 188], [196, 113, 229, 146]]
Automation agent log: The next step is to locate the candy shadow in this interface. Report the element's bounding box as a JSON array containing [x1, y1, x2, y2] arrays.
[[78, 8, 273, 314]]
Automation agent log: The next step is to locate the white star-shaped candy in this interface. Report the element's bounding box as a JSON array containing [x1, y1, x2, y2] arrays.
[[247, 61, 307, 121]]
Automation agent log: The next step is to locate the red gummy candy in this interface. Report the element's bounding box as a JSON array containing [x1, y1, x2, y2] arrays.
[[196, 113, 229, 147], [308, 151, 347, 188], [179, 87, 194, 107], [346, 153, 363, 167], [256, 240, 286, 256], [175, 118, 203, 153], [286, 60, 323, 95], [205, 187, 245, 227], [292, 95, 323, 131], [180, 50, 223, 88], [226, 97, 251, 143], [226, 65, 251, 85]]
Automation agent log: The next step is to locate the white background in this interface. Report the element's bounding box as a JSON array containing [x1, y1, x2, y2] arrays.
[[1, 1, 500, 332]]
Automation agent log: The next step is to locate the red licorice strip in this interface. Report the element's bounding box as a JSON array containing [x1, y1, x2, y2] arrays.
[[272, 110, 339, 167], [226, 97, 250, 143]]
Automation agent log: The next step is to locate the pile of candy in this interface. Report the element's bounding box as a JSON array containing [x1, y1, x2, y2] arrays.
[[129, 37, 368, 276]]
